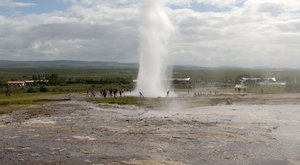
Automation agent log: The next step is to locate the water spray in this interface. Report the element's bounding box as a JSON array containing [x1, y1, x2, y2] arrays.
[[135, 0, 174, 97]]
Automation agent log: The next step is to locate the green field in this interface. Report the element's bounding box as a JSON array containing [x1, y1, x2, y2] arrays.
[[1, 67, 300, 91], [0, 92, 71, 114], [0, 68, 137, 81], [1, 67, 300, 83], [1, 66, 300, 110]]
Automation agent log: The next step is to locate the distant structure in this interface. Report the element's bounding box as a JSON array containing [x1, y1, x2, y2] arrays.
[[7, 80, 47, 87], [7, 81, 25, 87], [25, 80, 35, 86], [235, 77, 286, 89], [170, 78, 191, 84]]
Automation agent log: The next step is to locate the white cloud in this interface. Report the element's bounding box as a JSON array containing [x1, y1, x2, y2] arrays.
[[0, 0, 300, 68], [0, 0, 36, 8], [168, 0, 300, 67], [195, 0, 243, 8]]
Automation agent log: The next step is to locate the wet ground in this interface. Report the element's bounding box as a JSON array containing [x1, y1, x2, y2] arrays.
[[1, 94, 300, 165]]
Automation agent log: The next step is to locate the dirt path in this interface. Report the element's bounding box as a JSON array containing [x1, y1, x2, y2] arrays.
[[1, 94, 300, 165]]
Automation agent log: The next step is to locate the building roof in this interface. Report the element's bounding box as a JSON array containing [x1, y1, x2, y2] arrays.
[[171, 78, 191, 81], [241, 77, 276, 82], [7, 81, 25, 84]]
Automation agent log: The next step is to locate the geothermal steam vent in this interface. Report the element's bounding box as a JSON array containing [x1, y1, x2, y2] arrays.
[[135, 0, 174, 97]]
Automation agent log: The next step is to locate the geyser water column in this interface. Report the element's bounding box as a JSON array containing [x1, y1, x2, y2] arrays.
[[135, 0, 174, 97]]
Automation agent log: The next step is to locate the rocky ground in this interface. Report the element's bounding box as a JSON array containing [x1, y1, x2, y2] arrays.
[[1, 93, 300, 165]]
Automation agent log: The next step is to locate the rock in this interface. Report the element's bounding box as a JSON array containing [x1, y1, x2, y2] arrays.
[[31, 153, 40, 157]]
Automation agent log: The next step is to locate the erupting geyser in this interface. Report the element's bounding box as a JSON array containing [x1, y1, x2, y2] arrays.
[[135, 0, 174, 97]]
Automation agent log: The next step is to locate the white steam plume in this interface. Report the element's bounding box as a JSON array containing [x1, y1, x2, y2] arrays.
[[135, 0, 174, 97]]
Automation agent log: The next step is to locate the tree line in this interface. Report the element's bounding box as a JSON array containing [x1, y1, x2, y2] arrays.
[[31, 74, 132, 86]]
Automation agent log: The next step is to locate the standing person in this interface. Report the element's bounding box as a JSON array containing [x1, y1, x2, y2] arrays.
[[109, 89, 113, 97], [167, 90, 170, 97], [139, 92, 144, 97], [92, 90, 96, 97], [113, 89, 118, 98], [86, 89, 90, 97], [103, 90, 107, 98], [100, 89, 103, 97], [119, 90, 123, 97]]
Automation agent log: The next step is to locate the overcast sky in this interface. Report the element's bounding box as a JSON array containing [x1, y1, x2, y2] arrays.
[[0, 0, 300, 68]]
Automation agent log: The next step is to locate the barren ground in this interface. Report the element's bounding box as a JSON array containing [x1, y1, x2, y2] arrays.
[[1, 93, 300, 165]]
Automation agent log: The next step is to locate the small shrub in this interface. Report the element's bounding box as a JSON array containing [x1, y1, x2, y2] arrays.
[[59, 88, 64, 92], [39, 86, 48, 93], [226, 99, 233, 105], [0, 101, 9, 106], [27, 87, 36, 93], [0, 81, 4, 87]]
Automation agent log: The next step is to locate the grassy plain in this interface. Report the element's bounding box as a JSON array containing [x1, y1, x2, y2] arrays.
[[1, 67, 300, 82], [1, 67, 300, 112], [0, 68, 137, 81], [0, 92, 71, 114]]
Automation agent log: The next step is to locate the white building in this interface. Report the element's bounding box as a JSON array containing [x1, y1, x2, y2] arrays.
[[7, 81, 25, 87], [238, 77, 286, 87], [7, 80, 37, 87]]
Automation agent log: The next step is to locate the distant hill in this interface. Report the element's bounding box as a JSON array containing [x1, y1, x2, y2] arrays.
[[0, 60, 292, 71], [0, 60, 138, 69], [0, 60, 239, 70]]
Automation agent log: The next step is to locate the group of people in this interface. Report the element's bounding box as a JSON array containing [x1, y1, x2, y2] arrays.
[[86, 88, 127, 98], [86, 89, 171, 98], [100, 89, 124, 98], [194, 90, 218, 97]]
